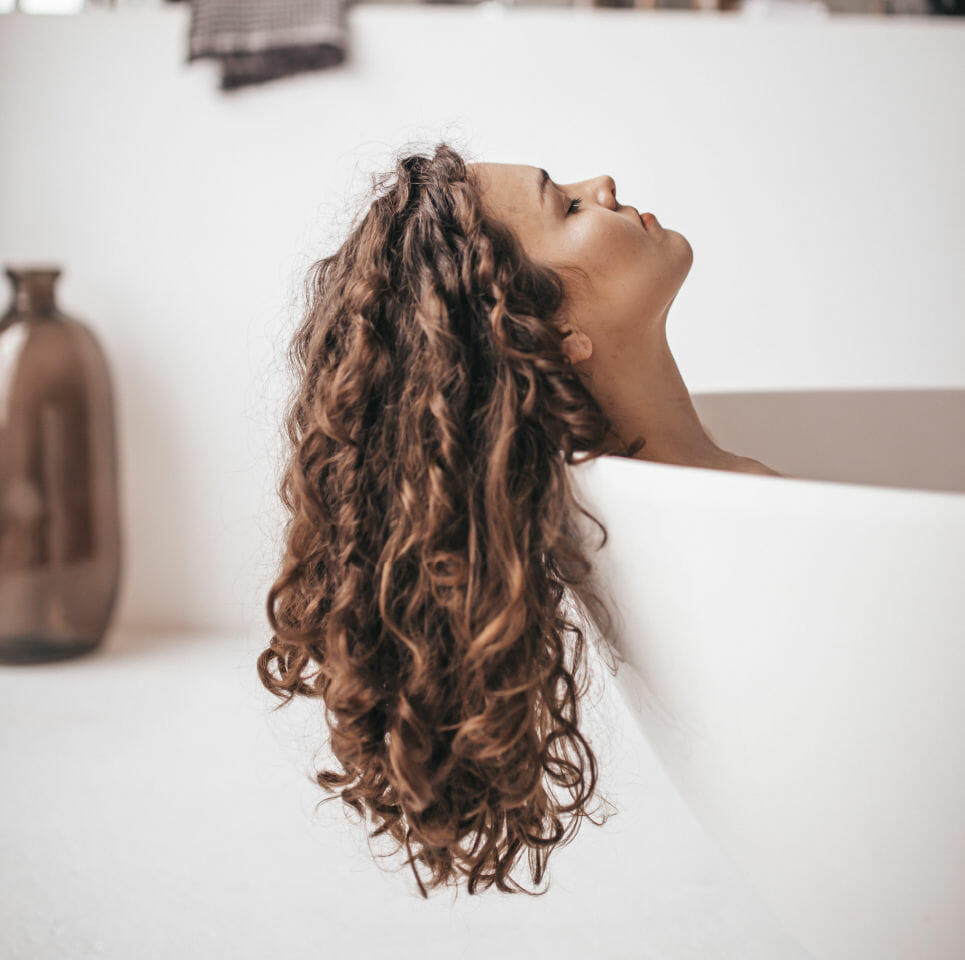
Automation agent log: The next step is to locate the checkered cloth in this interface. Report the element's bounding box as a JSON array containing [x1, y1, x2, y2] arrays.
[[186, 0, 349, 91]]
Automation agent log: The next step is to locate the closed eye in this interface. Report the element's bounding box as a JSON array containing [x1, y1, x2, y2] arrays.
[[567, 197, 583, 215]]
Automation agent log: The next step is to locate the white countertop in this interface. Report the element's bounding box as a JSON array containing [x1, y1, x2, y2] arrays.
[[0, 628, 811, 960]]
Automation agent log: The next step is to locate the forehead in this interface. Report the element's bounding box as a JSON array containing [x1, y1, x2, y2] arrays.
[[471, 162, 541, 219]]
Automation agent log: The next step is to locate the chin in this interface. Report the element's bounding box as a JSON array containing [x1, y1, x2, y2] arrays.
[[674, 238, 694, 291], [670, 229, 694, 270]]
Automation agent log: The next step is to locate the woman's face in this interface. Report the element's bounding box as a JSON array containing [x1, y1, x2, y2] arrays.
[[469, 162, 694, 362]]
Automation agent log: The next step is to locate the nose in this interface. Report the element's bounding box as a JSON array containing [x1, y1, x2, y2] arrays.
[[590, 175, 618, 209]]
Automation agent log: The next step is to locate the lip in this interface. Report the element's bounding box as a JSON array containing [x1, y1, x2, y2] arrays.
[[640, 212, 658, 231]]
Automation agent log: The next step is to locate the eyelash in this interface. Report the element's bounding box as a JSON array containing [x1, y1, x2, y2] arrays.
[[567, 197, 583, 215]]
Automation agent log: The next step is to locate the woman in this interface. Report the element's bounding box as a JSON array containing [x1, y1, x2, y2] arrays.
[[257, 141, 782, 903], [471, 159, 783, 476]]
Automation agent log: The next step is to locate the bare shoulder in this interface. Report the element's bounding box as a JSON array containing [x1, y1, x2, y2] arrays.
[[736, 456, 789, 478]]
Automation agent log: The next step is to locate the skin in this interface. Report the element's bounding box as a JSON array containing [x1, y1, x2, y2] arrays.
[[468, 162, 784, 477]]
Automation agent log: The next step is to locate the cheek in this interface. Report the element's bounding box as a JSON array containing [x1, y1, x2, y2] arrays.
[[576, 222, 636, 278], [570, 221, 658, 302]]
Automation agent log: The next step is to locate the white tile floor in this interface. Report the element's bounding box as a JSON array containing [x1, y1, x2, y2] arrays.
[[0, 628, 813, 960]]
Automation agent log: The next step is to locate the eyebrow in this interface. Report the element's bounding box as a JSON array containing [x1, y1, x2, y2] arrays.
[[537, 168, 550, 209]]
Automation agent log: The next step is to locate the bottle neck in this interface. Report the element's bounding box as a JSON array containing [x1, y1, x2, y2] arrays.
[[6, 267, 61, 315]]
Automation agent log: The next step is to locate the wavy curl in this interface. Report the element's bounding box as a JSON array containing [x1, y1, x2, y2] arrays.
[[257, 140, 645, 899]]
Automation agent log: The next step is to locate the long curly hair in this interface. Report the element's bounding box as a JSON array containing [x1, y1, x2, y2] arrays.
[[257, 140, 645, 899]]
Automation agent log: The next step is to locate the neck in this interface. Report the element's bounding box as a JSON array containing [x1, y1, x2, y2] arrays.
[[586, 317, 745, 471]]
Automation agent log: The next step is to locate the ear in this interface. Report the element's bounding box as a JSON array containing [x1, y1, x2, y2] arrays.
[[561, 328, 593, 364]]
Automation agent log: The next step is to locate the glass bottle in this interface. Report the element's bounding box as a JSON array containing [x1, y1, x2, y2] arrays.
[[0, 266, 123, 663]]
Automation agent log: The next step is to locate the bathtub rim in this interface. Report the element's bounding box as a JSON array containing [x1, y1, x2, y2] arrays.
[[572, 450, 965, 505]]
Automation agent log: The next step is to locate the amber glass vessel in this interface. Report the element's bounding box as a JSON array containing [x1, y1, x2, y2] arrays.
[[0, 266, 123, 664]]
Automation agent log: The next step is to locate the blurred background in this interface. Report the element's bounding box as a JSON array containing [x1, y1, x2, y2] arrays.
[[4, 0, 965, 19], [0, 3, 963, 959]]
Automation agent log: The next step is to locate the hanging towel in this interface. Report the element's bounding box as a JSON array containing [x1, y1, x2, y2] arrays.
[[186, 0, 349, 91]]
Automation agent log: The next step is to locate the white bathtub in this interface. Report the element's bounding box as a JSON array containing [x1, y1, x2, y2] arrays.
[[566, 388, 965, 960]]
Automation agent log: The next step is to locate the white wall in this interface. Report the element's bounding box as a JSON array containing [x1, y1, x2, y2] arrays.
[[0, 7, 963, 634]]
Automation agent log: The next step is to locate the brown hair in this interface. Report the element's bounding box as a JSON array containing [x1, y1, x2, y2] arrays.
[[257, 140, 644, 899]]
